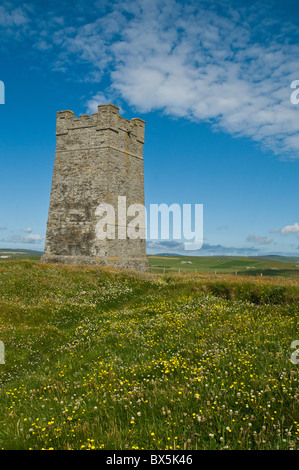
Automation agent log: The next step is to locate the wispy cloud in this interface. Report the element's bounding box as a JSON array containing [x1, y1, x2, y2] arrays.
[[86, 92, 124, 115], [146, 240, 260, 256], [246, 234, 273, 245], [147, 240, 185, 250], [0, 233, 44, 244], [0, 4, 30, 28], [4, 0, 299, 157], [0, 2, 32, 46], [58, 0, 299, 158]]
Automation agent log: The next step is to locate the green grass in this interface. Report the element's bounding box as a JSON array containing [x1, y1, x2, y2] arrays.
[[0, 261, 298, 450]]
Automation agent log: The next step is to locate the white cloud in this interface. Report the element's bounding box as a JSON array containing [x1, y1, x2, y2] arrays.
[[24, 234, 44, 243], [4, 0, 299, 157], [0, 5, 29, 27], [23, 227, 32, 233], [53, 0, 298, 158], [86, 92, 123, 114], [106, 1, 299, 157], [270, 222, 299, 234], [247, 234, 273, 245]]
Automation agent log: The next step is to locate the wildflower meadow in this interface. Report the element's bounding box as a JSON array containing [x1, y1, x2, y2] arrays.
[[0, 260, 298, 450]]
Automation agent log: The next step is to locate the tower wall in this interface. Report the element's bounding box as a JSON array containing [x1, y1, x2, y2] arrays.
[[42, 104, 148, 271]]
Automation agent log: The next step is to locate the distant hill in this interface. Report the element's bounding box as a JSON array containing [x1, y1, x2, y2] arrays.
[[254, 255, 299, 263], [152, 253, 183, 257], [0, 249, 43, 259]]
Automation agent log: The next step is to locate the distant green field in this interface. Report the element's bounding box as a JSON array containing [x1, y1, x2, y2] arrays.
[[148, 254, 299, 278], [0, 249, 43, 262]]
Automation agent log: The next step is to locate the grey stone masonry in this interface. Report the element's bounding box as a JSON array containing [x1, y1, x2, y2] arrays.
[[42, 103, 148, 271]]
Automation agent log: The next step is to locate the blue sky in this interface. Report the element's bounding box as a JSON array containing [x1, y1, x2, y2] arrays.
[[1, 0, 299, 256]]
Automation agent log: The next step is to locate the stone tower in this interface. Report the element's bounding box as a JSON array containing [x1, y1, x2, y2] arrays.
[[42, 104, 148, 271]]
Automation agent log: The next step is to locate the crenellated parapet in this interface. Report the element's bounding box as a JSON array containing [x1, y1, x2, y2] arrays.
[[56, 104, 145, 139], [55, 104, 145, 158]]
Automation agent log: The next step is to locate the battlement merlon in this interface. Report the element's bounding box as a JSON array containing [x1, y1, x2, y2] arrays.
[[56, 110, 74, 135], [131, 118, 145, 144], [96, 104, 145, 142], [96, 103, 119, 132], [55, 104, 145, 142]]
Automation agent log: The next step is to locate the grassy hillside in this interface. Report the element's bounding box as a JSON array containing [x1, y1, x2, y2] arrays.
[[0, 261, 298, 450]]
